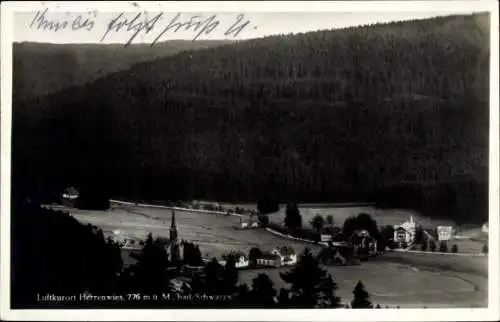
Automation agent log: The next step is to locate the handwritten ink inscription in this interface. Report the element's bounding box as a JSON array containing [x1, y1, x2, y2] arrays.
[[29, 10, 257, 46], [30, 8, 97, 32]]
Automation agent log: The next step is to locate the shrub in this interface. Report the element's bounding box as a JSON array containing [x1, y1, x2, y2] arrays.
[[439, 241, 448, 253], [309, 215, 325, 233], [451, 244, 458, 253], [258, 215, 269, 226], [257, 196, 279, 215], [482, 244, 488, 254], [429, 240, 436, 252]]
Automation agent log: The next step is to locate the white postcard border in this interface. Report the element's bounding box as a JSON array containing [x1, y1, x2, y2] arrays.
[[1, 1, 499, 321]]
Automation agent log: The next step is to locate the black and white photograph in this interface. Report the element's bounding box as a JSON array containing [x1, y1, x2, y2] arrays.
[[1, 1, 498, 321]]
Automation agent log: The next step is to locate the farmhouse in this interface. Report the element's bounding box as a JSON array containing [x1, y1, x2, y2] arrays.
[[61, 186, 79, 207], [271, 246, 297, 266], [393, 216, 416, 243], [321, 233, 333, 242], [220, 251, 250, 268], [182, 265, 205, 277], [437, 226, 453, 241], [394, 226, 410, 243], [256, 253, 282, 268], [239, 216, 260, 229], [317, 245, 348, 265]]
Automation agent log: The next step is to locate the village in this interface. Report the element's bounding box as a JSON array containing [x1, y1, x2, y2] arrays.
[[102, 201, 469, 276], [56, 186, 490, 291]]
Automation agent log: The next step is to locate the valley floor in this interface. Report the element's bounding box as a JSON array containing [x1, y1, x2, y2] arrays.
[[56, 203, 487, 308]]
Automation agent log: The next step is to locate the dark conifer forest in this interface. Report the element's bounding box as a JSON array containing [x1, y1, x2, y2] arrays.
[[12, 13, 490, 223], [13, 40, 231, 101]]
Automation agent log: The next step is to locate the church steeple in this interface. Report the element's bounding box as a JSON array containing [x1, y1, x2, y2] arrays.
[[169, 209, 180, 265], [170, 210, 178, 241]]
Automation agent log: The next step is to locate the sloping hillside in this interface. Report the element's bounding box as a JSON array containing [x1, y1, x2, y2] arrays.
[[13, 13, 490, 222], [13, 40, 231, 101]]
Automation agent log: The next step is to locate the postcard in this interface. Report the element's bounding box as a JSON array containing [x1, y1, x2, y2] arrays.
[[1, 1, 498, 321]]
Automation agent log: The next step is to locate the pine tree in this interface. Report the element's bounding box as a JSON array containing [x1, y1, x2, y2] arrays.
[[222, 255, 239, 294], [248, 247, 263, 267], [277, 287, 291, 308], [204, 258, 224, 294], [326, 215, 334, 226], [285, 202, 302, 230], [342, 217, 358, 238], [280, 248, 341, 308], [249, 273, 277, 307], [234, 283, 250, 306], [130, 233, 174, 296], [351, 280, 373, 308], [310, 215, 325, 233]]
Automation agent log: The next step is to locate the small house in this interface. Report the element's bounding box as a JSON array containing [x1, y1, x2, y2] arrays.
[[182, 265, 205, 277], [393, 226, 409, 243], [321, 234, 333, 242], [393, 216, 416, 243], [61, 186, 80, 207], [221, 252, 250, 268], [271, 246, 297, 266], [235, 253, 249, 268], [437, 226, 453, 241], [256, 253, 281, 267]]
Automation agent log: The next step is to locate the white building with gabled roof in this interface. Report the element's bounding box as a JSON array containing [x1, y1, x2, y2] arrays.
[[393, 215, 416, 243], [271, 245, 297, 266]]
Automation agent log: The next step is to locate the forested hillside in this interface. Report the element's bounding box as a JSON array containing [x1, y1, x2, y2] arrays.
[[13, 13, 490, 222], [13, 40, 231, 101]]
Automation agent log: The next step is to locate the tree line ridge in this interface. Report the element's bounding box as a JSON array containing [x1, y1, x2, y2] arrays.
[[12, 13, 490, 224]]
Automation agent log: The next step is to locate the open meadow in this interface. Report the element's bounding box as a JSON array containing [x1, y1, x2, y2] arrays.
[[239, 259, 487, 308], [215, 202, 456, 229], [61, 202, 488, 308], [267, 206, 455, 230], [67, 204, 323, 258]]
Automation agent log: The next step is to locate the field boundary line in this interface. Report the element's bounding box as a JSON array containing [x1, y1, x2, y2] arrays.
[[393, 249, 486, 257], [265, 227, 328, 246], [110, 199, 246, 218]]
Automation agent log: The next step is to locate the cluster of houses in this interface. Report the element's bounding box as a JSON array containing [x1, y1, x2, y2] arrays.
[[256, 246, 298, 267], [239, 216, 261, 229], [392, 215, 455, 247], [189, 201, 259, 216], [217, 246, 298, 269]]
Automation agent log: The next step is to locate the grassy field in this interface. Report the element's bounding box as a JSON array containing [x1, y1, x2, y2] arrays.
[[64, 203, 487, 308], [215, 202, 455, 229], [446, 239, 486, 254], [239, 259, 487, 308], [69, 205, 323, 258], [376, 251, 488, 277]]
